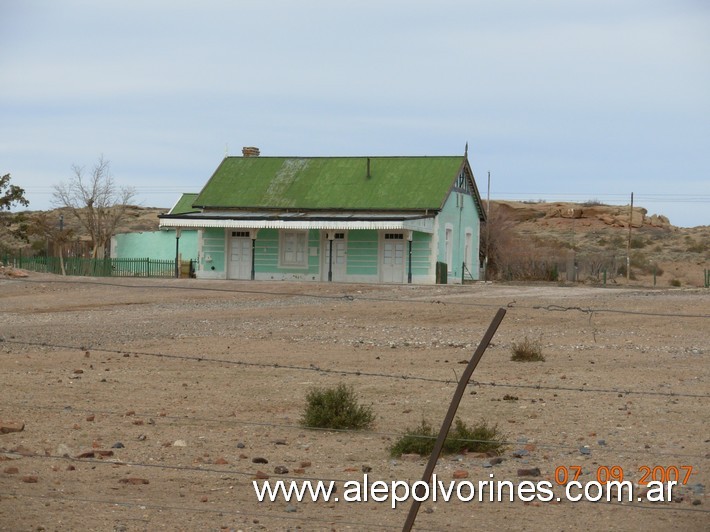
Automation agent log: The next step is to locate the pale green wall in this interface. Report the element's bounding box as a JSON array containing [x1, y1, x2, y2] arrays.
[[202, 228, 225, 273], [191, 224, 463, 283], [436, 191, 481, 281], [346, 230, 378, 276], [112, 230, 198, 261], [410, 232, 433, 277]]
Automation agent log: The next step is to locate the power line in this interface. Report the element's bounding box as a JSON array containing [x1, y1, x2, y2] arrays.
[[4, 277, 709, 319], [6, 402, 708, 461], [6, 493, 426, 531], [3, 338, 708, 399]]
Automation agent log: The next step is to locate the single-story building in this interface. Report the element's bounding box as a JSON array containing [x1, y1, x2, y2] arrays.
[[111, 194, 200, 262], [158, 148, 486, 284]]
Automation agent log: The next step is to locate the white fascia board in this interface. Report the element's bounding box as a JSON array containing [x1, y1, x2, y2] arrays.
[[159, 217, 435, 233]]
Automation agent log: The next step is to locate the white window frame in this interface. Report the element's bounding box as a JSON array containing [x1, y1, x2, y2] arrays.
[[280, 230, 308, 268], [445, 224, 453, 270]]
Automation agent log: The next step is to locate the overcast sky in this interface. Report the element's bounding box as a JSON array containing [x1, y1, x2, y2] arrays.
[[2, 0, 708, 227]]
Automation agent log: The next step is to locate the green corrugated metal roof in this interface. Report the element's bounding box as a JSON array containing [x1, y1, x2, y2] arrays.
[[193, 156, 467, 211], [168, 193, 200, 215]]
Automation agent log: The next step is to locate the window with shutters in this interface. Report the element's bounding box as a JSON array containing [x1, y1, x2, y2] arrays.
[[280, 230, 308, 267]]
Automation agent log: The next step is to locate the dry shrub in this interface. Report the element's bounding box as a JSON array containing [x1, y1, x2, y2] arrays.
[[511, 336, 545, 362], [481, 205, 560, 281]]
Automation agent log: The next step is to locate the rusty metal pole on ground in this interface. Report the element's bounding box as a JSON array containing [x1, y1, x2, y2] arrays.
[[401, 307, 507, 532]]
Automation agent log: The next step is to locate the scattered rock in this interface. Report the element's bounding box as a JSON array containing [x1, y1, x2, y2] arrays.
[[173, 440, 187, 447], [274, 465, 289, 474], [0, 421, 25, 434], [272, 439, 288, 445], [75, 450, 114, 459], [285, 504, 297, 513], [22, 475, 38, 483], [56, 444, 72, 457], [252, 457, 268, 464], [3, 466, 19, 474], [214, 457, 228, 465], [112, 442, 125, 449], [119, 478, 149, 485], [362, 465, 372, 473], [254, 471, 269, 479], [85, 414, 95, 422], [512, 449, 529, 458], [236, 442, 246, 449], [453, 470, 469, 479], [299, 461, 311, 468], [11, 445, 34, 457], [517, 468, 541, 477]]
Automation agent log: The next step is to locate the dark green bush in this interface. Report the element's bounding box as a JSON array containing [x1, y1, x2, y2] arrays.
[[389, 418, 505, 457], [301, 383, 374, 430]]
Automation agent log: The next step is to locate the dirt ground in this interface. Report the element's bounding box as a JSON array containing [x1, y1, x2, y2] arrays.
[[1, 274, 708, 531]]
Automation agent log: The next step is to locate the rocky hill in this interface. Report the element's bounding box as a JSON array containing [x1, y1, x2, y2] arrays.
[[489, 200, 709, 287]]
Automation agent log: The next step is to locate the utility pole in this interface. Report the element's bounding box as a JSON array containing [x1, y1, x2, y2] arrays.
[[485, 171, 491, 282], [626, 192, 633, 284]]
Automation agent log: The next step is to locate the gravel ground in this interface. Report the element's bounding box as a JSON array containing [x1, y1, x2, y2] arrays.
[[1, 273, 708, 531]]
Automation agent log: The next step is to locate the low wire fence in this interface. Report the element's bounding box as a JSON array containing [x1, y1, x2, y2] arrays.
[[3, 256, 193, 279]]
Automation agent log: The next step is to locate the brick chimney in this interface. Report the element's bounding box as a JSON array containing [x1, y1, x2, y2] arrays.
[[242, 146, 260, 157]]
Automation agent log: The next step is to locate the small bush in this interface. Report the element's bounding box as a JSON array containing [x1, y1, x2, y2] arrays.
[[669, 279, 681, 287], [616, 263, 637, 280], [687, 241, 708, 253], [300, 383, 374, 430], [630, 237, 647, 249], [511, 336, 545, 362], [389, 418, 505, 457], [582, 199, 606, 207]]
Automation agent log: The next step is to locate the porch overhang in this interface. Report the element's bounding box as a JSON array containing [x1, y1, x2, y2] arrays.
[[159, 211, 435, 233]]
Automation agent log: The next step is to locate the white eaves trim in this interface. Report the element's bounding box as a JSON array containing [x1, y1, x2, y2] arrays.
[[159, 217, 434, 233]]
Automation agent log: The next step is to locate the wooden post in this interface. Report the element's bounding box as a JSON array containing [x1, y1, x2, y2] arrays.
[[402, 308, 507, 532], [174, 229, 181, 279], [626, 192, 633, 284]]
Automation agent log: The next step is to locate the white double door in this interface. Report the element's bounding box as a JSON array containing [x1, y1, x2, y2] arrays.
[[381, 234, 406, 283], [228, 235, 252, 279]]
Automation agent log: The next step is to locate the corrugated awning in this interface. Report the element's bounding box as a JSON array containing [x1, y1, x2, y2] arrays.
[[159, 211, 435, 233]]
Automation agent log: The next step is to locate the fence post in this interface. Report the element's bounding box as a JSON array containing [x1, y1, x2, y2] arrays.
[[653, 264, 657, 287], [402, 308, 507, 532]]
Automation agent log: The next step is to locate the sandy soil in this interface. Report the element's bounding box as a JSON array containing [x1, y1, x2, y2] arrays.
[[1, 274, 708, 531]]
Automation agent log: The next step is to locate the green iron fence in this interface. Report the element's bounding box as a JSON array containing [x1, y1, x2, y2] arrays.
[[4, 256, 186, 278]]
